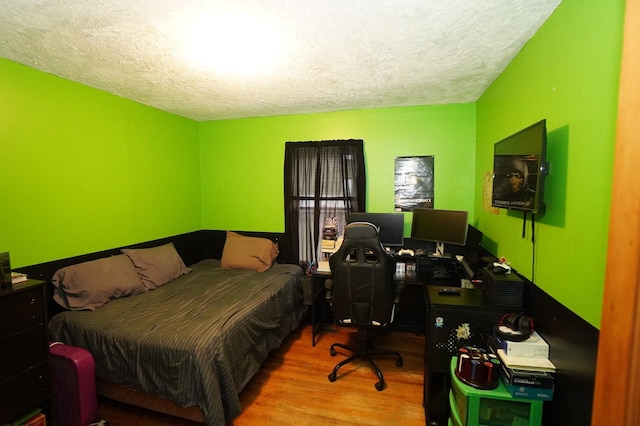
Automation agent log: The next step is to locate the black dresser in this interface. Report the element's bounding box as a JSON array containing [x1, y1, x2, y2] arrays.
[[0, 280, 50, 424]]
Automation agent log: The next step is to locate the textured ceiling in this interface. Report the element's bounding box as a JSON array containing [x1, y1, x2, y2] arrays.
[[0, 0, 562, 121]]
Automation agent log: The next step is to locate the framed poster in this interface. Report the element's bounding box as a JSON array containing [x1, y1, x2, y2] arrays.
[[0, 252, 11, 287], [483, 170, 500, 214], [394, 156, 434, 211]]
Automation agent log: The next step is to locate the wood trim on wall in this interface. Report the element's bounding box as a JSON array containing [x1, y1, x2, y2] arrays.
[[592, 1, 640, 424]]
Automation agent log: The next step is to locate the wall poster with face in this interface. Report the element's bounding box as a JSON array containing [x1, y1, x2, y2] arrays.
[[394, 155, 434, 211], [492, 154, 539, 211]]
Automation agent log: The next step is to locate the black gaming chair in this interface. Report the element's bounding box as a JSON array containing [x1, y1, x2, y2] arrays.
[[324, 222, 405, 391]]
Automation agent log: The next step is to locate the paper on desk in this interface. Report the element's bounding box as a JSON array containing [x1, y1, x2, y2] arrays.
[[497, 349, 556, 372], [317, 261, 330, 272]]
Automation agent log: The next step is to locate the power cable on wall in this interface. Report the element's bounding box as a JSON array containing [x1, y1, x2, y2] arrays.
[[531, 214, 536, 283], [522, 212, 537, 283]]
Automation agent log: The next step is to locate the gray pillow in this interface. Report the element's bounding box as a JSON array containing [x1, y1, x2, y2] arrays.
[[122, 242, 191, 289], [52, 254, 146, 311]]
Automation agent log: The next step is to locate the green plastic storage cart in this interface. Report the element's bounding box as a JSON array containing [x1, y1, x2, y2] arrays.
[[449, 357, 543, 426]]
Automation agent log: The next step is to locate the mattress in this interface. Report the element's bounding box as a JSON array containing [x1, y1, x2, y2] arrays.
[[48, 259, 305, 425]]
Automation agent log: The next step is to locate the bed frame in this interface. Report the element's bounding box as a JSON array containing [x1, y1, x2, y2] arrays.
[[20, 229, 289, 423]]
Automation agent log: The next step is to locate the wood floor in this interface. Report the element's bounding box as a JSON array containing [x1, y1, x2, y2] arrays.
[[97, 322, 426, 426]]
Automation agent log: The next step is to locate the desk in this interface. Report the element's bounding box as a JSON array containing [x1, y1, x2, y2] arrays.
[[309, 270, 333, 346], [310, 256, 466, 343], [310, 265, 427, 345]]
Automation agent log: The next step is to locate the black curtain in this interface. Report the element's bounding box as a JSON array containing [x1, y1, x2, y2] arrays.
[[284, 140, 366, 266]]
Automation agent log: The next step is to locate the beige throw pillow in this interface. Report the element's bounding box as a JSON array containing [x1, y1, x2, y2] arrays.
[[52, 254, 146, 310], [221, 231, 279, 272], [122, 242, 191, 289]]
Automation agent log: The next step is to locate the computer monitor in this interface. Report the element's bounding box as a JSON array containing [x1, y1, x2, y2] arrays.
[[347, 212, 405, 248], [410, 208, 468, 258], [461, 224, 483, 278]]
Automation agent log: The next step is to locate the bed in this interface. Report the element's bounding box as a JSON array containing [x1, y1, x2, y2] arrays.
[[46, 233, 305, 426]]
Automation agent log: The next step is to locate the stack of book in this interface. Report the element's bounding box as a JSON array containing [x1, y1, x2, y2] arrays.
[[489, 329, 555, 401], [11, 271, 28, 284], [321, 237, 343, 259], [321, 238, 337, 249]]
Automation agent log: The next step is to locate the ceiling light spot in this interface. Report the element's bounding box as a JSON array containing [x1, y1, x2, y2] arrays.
[[182, 11, 283, 77]]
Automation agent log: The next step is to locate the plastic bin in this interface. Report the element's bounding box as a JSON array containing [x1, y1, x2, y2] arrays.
[[449, 357, 543, 426]]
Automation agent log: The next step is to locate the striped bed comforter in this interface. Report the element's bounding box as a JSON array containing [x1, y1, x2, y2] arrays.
[[48, 259, 305, 425]]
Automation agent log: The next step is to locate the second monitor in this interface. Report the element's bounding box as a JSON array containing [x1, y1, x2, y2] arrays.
[[411, 208, 468, 258], [347, 212, 405, 250]]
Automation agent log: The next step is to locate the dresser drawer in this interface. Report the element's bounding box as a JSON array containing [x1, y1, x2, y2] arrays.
[[0, 286, 44, 338], [0, 362, 50, 422], [0, 280, 49, 424], [0, 326, 48, 382]]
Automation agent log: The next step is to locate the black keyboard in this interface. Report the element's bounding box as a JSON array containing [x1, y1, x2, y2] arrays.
[[431, 263, 449, 279]]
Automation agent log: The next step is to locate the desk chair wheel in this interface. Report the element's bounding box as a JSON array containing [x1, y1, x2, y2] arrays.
[[396, 358, 403, 368], [375, 381, 384, 391], [330, 347, 337, 356], [328, 372, 337, 382]]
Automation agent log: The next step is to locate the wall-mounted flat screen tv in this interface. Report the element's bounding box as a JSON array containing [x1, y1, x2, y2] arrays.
[[492, 119, 549, 215]]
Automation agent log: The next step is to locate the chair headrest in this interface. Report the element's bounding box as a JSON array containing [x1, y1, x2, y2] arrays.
[[343, 222, 379, 239]]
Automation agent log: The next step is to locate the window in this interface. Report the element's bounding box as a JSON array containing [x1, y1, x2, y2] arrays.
[[284, 140, 366, 266]]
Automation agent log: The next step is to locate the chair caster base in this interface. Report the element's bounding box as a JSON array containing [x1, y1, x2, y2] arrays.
[[327, 333, 403, 391]]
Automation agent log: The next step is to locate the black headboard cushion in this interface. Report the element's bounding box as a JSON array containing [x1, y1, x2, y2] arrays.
[[19, 229, 288, 320]]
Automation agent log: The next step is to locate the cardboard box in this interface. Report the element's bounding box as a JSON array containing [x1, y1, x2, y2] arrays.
[[503, 380, 554, 401], [500, 361, 555, 389], [494, 330, 550, 359]]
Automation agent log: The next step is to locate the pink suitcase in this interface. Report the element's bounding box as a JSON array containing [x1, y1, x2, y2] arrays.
[[49, 342, 98, 426]]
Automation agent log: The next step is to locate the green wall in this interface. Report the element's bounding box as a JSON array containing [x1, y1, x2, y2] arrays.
[[199, 104, 476, 236], [0, 0, 626, 329], [0, 58, 201, 268], [475, 0, 625, 328]]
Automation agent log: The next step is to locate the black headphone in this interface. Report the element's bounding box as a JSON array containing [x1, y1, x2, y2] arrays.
[[494, 313, 534, 342]]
